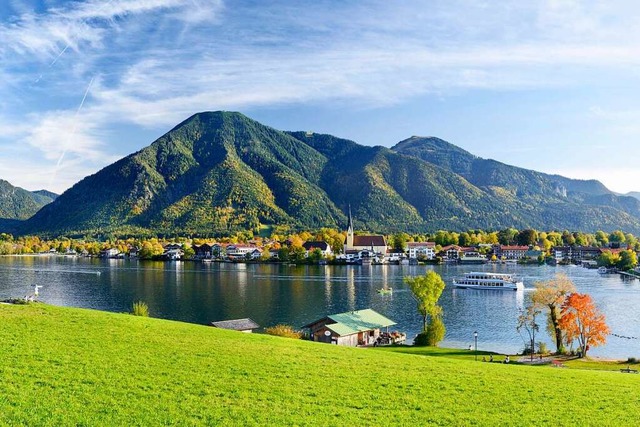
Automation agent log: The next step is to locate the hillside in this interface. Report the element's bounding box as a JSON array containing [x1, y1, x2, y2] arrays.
[[0, 179, 56, 223], [19, 112, 640, 235], [392, 136, 640, 232], [1, 303, 638, 425]]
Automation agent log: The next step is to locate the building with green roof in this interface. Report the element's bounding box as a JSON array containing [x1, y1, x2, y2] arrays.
[[303, 309, 398, 346]]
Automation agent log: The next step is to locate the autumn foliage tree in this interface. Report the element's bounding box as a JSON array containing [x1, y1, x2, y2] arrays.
[[531, 274, 576, 354], [559, 293, 609, 358]]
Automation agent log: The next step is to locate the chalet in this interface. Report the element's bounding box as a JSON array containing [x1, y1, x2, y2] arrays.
[[408, 242, 436, 260], [164, 243, 182, 251], [303, 309, 397, 347], [302, 241, 333, 257], [439, 245, 462, 261], [211, 243, 226, 258], [575, 246, 604, 261], [211, 318, 260, 333], [194, 243, 213, 259], [343, 209, 387, 255]]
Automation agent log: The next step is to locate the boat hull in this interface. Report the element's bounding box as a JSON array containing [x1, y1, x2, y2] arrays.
[[453, 281, 523, 291]]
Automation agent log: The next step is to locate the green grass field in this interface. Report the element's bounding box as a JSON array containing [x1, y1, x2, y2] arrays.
[[1, 303, 639, 426]]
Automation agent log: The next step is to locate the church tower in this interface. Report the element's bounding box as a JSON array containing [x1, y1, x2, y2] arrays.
[[345, 205, 354, 252]]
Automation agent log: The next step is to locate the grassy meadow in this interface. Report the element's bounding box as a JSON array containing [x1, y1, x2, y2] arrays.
[[1, 303, 639, 426]]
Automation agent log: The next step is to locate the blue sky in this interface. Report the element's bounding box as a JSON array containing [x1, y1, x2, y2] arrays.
[[1, 0, 640, 194]]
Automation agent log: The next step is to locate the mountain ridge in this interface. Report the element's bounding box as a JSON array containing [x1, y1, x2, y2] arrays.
[[0, 179, 57, 222], [14, 111, 640, 235]]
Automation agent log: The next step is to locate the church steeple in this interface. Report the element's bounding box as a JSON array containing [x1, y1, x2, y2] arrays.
[[345, 205, 354, 251]]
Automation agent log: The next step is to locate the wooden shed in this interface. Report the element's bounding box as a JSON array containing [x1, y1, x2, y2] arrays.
[[211, 318, 260, 333], [303, 309, 396, 346]]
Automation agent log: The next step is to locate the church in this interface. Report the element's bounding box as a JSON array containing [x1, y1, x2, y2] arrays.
[[343, 208, 388, 255]]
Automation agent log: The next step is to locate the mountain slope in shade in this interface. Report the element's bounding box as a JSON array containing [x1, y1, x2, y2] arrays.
[[18, 112, 640, 235], [0, 180, 56, 221]]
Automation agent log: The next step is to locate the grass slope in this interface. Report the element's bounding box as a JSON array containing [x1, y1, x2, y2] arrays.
[[1, 304, 639, 426]]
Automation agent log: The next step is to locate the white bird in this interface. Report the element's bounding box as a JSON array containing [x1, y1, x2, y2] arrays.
[[33, 284, 43, 297]]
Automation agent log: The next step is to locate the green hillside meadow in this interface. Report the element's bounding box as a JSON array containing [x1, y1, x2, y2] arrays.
[[1, 304, 639, 426]]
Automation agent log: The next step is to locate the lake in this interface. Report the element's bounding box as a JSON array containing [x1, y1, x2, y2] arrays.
[[1, 256, 639, 359]]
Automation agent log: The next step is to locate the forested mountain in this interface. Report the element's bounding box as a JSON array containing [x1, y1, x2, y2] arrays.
[[17, 112, 640, 235], [0, 180, 56, 220]]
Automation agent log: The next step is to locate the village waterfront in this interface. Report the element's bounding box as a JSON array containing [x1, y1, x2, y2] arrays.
[[1, 255, 639, 360]]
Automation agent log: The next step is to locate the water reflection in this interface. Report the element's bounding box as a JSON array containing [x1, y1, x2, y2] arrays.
[[1, 256, 639, 358]]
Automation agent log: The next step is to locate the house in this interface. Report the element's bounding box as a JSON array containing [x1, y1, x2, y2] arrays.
[[496, 245, 529, 260], [554, 246, 572, 263], [439, 245, 462, 261], [163, 248, 183, 260], [226, 244, 260, 259], [194, 243, 213, 259], [211, 243, 226, 258], [211, 318, 260, 333], [100, 248, 120, 258], [407, 242, 436, 260], [302, 241, 333, 257], [303, 308, 397, 347], [343, 208, 387, 255], [249, 248, 263, 260]]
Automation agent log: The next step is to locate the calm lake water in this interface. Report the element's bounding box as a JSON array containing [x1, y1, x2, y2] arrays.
[[1, 256, 639, 359]]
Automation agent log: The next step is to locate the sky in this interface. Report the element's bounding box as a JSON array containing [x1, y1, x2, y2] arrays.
[[1, 0, 640, 194]]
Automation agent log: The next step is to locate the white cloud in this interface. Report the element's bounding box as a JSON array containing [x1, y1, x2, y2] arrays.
[[3, 0, 640, 194]]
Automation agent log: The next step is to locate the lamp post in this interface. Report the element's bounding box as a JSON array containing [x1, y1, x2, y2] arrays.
[[474, 331, 478, 361]]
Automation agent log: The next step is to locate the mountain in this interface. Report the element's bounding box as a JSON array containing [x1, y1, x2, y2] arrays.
[[0, 180, 56, 221], [392, 136, 640, 232], [624, 192, 640, 201], [19, 112, 640, 235], [32, 190, 59, 200]]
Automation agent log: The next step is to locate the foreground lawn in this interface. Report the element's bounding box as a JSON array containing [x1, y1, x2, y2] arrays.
[[1, 304, 640, 426]]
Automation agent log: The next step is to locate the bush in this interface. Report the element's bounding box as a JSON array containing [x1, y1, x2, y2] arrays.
[[627, 357, 638, 364], [132, 301, 149, 317], [265, 324, 302, 339], [413, 331, 429, 346], [537, 342, 549, 355], [425, 316, 446, 346]]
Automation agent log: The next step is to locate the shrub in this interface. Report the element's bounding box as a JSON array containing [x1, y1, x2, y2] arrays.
[[265, 324, 302, 339], [132, 301, 149, 317], [537, 342, 549, 355], [413, 331, 429, 346], [425, 316, 446, 346]]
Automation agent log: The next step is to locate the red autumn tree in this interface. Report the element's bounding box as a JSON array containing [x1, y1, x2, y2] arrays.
[[559, 293, 609, 357]]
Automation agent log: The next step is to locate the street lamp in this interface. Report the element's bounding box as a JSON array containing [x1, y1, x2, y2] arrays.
[[474, 331, 478, 361]]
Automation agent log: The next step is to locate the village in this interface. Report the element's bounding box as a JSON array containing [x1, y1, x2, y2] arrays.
[[84, 214, 640, 275]]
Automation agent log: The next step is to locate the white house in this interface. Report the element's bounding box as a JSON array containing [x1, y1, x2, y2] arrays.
[[407, 242, 436, 260], [226, 244, 260, 259], [302, 241, 333, 257]]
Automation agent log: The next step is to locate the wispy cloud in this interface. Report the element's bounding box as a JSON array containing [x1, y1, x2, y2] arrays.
[[3, 0, 640, 193]]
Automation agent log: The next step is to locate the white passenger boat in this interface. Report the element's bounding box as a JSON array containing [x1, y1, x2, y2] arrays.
[[453, 272, 524, 291]]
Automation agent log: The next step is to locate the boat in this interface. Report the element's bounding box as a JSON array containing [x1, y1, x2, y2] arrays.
[[453, 272, 523, 291], [377, 288, 393, 295]]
